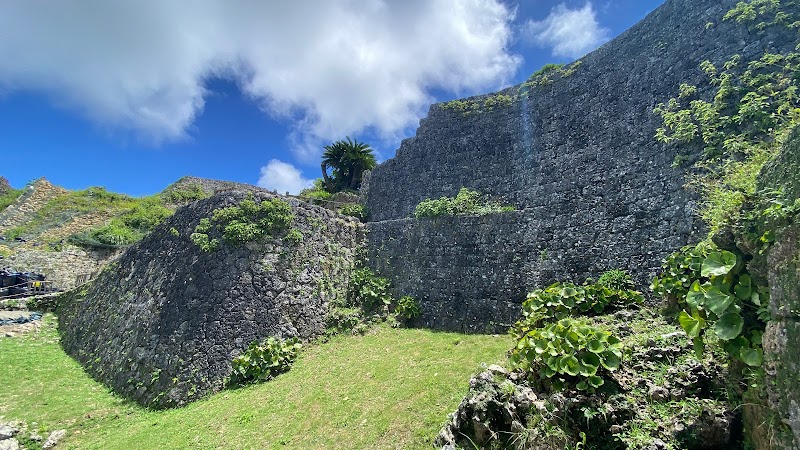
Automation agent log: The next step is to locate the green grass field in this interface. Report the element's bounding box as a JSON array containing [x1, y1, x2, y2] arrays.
[[0, 315, 510, 449]]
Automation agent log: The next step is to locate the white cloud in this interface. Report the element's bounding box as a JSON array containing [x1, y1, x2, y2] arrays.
[[0, 0, 520, 154], [257, 159, 314, 195], [523, 3, 610, 58]]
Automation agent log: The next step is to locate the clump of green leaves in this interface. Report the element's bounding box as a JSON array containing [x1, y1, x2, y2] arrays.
[[651, 244, 767, 366], [740, 188, 800, 253], [338, 203, 368, 222], [347, 267, 393, 313], [439, 93, 515, 116], [229, 336, 302, 385], [510, 318, 623, 392], [519, 61, 582, 91], [515, 280, 644, 331], [414, 188, 515, 219], [597, 269, 635, 291], [395, 295, 421, 321], [299, 179, 333, 204], [161, 182, 209, 203], [190, 195, 294, 252]]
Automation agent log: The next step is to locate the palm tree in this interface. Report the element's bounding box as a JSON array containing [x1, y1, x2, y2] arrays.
[[321, 137, 376, 192]]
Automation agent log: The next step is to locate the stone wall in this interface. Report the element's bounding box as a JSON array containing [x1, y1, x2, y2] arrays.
[[0, 179, 66, 233], [1, 245, 118, 290], [362, 0, 798, 331], [57, 191, 362, 408]]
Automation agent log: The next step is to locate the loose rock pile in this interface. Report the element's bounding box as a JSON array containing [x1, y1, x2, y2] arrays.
[[0, 421, 65, 450]]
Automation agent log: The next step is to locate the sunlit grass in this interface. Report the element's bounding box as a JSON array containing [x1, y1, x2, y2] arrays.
[[0, 315, 510, 449]]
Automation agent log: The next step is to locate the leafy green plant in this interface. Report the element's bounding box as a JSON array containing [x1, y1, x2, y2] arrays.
[[510, 318, 623, 392], [740, 188, 800, 253], [395, 295, 421, 321], [299, 179, 333, 202], [190, 196, 294, 251], [338, 203, 368, 221], [515, 280, 644, 332], [651, 244, 767, 366], [597, 269, 635, 291], [347, 267, 393, 313], [414, 188, 515, 219], [285, 228, 303, 244], [229, 336, 302, 385]]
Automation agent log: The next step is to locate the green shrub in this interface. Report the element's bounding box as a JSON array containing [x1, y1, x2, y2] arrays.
[[347, 267, 392, 313], [191, 196, 294, 251], [414, 188, 515, 219], [89, 222, 141, 246], [395, 296, 421, 321], [230, 337, 302, 385], [299, 179, 333, 203], [651, 244, 767, 366], [597, 269, 635, 291], [338, 203, 368, 221], [510, 318, 623, 392], [285, 229, 303, 244]]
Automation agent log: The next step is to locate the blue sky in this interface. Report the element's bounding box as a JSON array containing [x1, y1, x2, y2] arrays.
[[1, 0, 664, 196]]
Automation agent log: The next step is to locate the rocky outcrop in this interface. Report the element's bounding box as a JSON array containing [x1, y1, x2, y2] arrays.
[[57, 190, 362, 408], [0, 177, 11, 196], [437, 311, 737, 450], [362, 0, 798, 331]]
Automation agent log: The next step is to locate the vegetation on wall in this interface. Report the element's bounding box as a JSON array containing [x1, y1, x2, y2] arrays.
[[414, 187, 515, 219], [298, 179, 333, 203], [190, 195, 294, 252], [519, 61, 583, 92], [439, 93, 515, 116], [653, 1, 800, 235], [161, 182, 209, 203], [338, 203, 368, 222], [0, 186, 24, 212]]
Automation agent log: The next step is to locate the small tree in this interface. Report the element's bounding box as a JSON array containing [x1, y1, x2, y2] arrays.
[[321, 137, 376, 192]]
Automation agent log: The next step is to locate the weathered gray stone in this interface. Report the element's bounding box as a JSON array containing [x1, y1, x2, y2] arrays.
[[362, 0, 798, 332], [42, 429, 66, 449], [0, 439, 19, 450], [0, 424, 18, 440], [57, 191, 362, 408]]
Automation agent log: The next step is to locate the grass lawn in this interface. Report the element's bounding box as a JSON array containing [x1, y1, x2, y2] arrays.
[[0, 315, 510, 449]]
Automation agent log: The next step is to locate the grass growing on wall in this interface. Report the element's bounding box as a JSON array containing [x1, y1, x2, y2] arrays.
[[0, 187, 24, 212], [0, 315, 509, 450]]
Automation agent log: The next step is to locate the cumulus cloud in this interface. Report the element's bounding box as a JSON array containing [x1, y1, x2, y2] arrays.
[[523, 3, 610, 58], [257, 159, 314, 195], [0, 0, 520, 153]]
